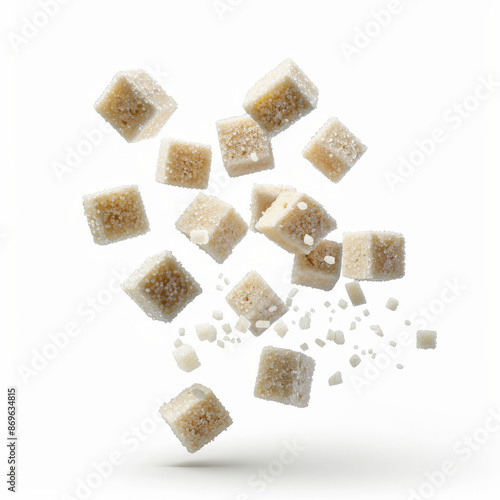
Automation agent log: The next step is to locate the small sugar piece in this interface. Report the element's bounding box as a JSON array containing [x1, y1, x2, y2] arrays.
[[338, 299, 348, 310], [361, 349, 366, 355], [83, 185, 149, 245], [122, 251, 201, 322], [173, 344, 200, 372], [230, 338, 235, 344], [196, 323, 217, 342], [370, 325, 384, 337], [256, 320, 271, 329], [363, 309, 370, 317], [350, 321, 356, 331], [303, 117, 367, 183], [250, 184, 296, 231], [354, 345, 359, 349], [226, 271, 288, 335], [286, 298, 293, 307], [293, 305, 299, 312], [371, 353, 376, 359], [243, 58, 319, 136], [235, 315, 251, 334], [350, 354, 361, 368], [217, 340, 225, 349], [342, 231, 405, 281], [288, 287, 299, 298], [386, 298, 399, 311], [95, 69, 177, 142], [355, 316, 361, 322], [160, 384, 232, 453], [190, 229, 210, 245], [299, 314, 311, 330], [416, 330, 437, 350], [368, 349, 373, 354], [404, 320, 411, 326], [222, 323, 232, 334], [300, 343, 309, 352], [223, 336, 230, 341], [176, 193, 248, 263], [345, 281, 367, 306], [328, 371, 343, 386], [156, 139, 211, 189], [224, 277, 230, 286], [174, 338, 183, 348], [236, 338, 241, 343], [324, 301, 331, 308], [389, 341, 397, 347], [216, 284, 224, 291], [178, 327, 185, 336], [216, 115, 274, 177], [274, 320, 288, 338], [315, 339, 326, 347], [327, 330, 345, 345], [212, 310, 224, 321], [292, 240, 342, 291], [396, 364, 404, 369]]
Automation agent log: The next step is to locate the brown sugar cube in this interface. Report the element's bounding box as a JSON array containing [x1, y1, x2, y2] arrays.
[[254, 346, 315, 408], [156, 138, 212, 189], [303, 117, 367, 183], [226, 271, 288, 335], [249, 184, 295, 231], [243, 58, 319, 136], [121, 250, 202, 322], [175, 193, 248, 264], [160, 384, 232, 453], [82, 185, 149, 245], [94, 69, 177, 142], [291, 240, 342, 291], [216, 115, 274, 177], [342, 231, 405, 281], [255, 191, 336, 254]]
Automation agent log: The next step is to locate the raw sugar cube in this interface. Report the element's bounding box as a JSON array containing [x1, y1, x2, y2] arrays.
[[173, 344, 201, 372], [83, 185, 149, 245], [291, 240, 342, 291], [254, 346, 315, 408], [121, 251, 201, 322], [226, 271, 288, 335], [250, 184, 295, 231], [216, 115, 274, 177], [256, 191, 336, 254], [303, 117, 367, 183], [176, 193, 248, 264], [342, 231, 405, 281], [345, 281, 366, 306], [243, 58, 319, 136], [160, 384, 232, 453], [417, 330, 437, 350], [156, 138, 211, 189], [95, 69, 177, 142]]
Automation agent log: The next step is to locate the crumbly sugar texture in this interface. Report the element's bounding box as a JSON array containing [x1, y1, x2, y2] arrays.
[[176, 193, 248, 264], [416, 330, 437, 350], [342, 231, 405, 281], [291, 240, 342, 291], [256, 191, 336, 254], [94, 69, 177, 142], [216, 115, 274, 177], [226, 271, 288, 335], [159, 384, 232, 453], [254, 346, 315, 408], [121, 251, 202, 322], [303, 117, 367, 183], [249, 184, 295, 231], [173, 344, 201, 372], [243, 59, 319, 136], [156, 138, 212, 189], [345, 281, 367, 306], [82, 185, 150, 245]]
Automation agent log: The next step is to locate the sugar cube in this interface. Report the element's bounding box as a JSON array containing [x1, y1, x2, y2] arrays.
[[121, 251, 201, 322], [176, 193, 248, 263], [250, 184, 295, 231], [226, 271, 288, 335], [416, 330, 437, 350], [196, 324, 217, 343], [173, 344, 201, 372], [95, 69, 177, 142], [303, 117, 367, 183], [342, 231, 405, 281], [254, 346, 315, 408], [256, 191, 336, 254], [243, 59, 319, 136], [216, 115, 274, 177], [83, 185, 149, 245], [159, 384, 232, 453], [345, 281, 366, 306]]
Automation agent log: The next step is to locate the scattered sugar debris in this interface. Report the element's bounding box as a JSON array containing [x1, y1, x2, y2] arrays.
[[212, 310, 223, 321], [404, 320, 411, 326], [223, 335, 230, 341], [396, 363, 404, 370], [224, 277, 230, 286], [288, 287, 299, 298], [286, 298, 293, 307], [324, 301, 331, 308], [218, 273, 224, 279], [350, 354, 361, 367], [300, 343, 309, 351], [371, 353, 376, 359], [389, 340, 397, 347], [235, 316, 250, 333], [350, 321, 356, 331], [355, 316, 361, 322], [293, 305, 299, 312], [328, 371, 343, 386], [327, 329, 345, 345], [368, 349, 373, 354], [338, 299, 348, 310], [370, 324, 384, 337], [363, 309, 370, 317], [386, 297, 399, 311], [196, 324, 217, 342], [222, 323, 232, 334], [361, 349, 366, 355], [299, 314, 311, 330], [354, 345, 359, 350], [315, 339, 326, 347], [217, 340, 225, 349], [178, 327, 185, 336], [216, 284, 224, 291], [274, 320, 288, 338], [174, 338, 183, 348]]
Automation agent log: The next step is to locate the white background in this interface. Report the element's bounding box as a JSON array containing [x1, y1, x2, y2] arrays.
[[2, 1, 500, 499]]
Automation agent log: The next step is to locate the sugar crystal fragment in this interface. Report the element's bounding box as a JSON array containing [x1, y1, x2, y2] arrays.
[[345, 281, 366, 306], [173, 344, 201, 372]]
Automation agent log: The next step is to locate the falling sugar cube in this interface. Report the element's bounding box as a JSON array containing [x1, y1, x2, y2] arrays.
[[416, 330, 437, 350]]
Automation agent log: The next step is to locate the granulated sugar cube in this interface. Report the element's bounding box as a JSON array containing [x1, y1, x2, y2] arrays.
[[95, 69, 177, 142], [176, 193, 248, 263], [160, 384, 232, 453], [156, 138, 212, 189], [256, 191, 336, 254], [250, 184, 295, 231], [386, 298, 399, 311], [121, 251, 201, 322], [243, 58, 319, 136], [83, 185, 149, 245], [416, 330, 437, 350], [328, 371, 343, 386], [303, 117, 367, 183], [291, 240, 342, 291], [173, 344, 201, 372], [216, 115, 274, 177], [196, 324, 217, 343], [342, 231, 405, 281], [345, 281, 366, 306], [226, 271, 288, 335], [254, 346, 315, 408]]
